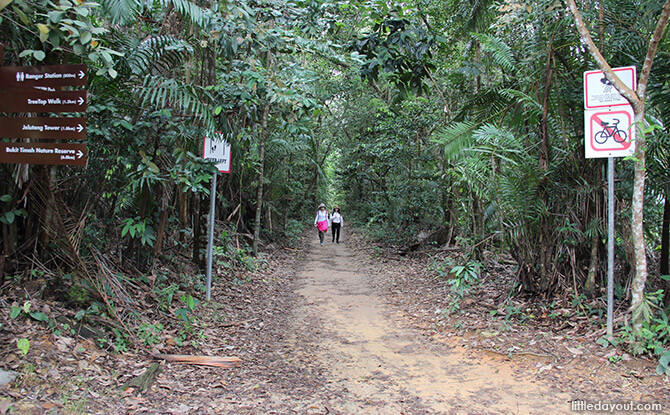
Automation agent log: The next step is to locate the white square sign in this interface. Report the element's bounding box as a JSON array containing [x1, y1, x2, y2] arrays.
[[203, 131, 231, 173], [584, 107, 635, 158], [584, 66, 636, 109]]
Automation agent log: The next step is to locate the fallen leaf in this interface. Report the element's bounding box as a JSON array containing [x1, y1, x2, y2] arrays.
[[565, 346, 583, 355]]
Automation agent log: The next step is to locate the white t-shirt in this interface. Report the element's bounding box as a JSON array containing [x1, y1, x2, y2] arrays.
[[331, 212, 343, 226], [314, 210, 329, 224]]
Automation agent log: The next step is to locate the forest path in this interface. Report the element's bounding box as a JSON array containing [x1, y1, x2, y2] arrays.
[[288, 231, 572, 414]]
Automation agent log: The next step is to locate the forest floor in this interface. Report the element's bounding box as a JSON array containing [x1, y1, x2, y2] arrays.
[[1, 228, 669, 414]]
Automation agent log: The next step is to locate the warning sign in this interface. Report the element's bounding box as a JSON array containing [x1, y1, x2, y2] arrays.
[[203, 131, 231, 173], [584, 66, 636, 110], [584, 107, 635, 158]]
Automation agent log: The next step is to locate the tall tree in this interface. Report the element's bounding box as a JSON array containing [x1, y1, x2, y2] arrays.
[[567, 0, 670, 332]]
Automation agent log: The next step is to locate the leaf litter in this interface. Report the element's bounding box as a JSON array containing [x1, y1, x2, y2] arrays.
[[0, 229, 668, 413]]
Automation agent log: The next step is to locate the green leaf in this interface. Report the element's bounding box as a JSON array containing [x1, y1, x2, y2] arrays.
[[3, 211, 15, 224], [174, 308, 189, 321], [0, 0, 13, 13], [1, 194, 12, 203], [37, 23, 49, 34], [80, 31, 92, 44], [13, 5, 30, 25], [33, 50, 46, 61], [17, 338, 30, 356], [656, 349, 670, 375], [48, 11, 64, 24], [73, 42, 84, 55], [10, 306, 21, 319], [30, 312, 48, 322]]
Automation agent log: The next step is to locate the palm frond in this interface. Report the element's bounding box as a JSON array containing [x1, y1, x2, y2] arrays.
[[471, 33, 516, 74], [101, 0, 141, 25], [137, 75, 215, 131], [160, 0, 210, 28], [127, 35, 193, 75], [432, 121, 476, 161], [499, 88, 543, 120]]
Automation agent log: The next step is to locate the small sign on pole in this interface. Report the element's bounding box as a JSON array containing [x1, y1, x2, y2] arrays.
[[584, 107, 635, 158], [203, 132, 232, 301], [584, 66, 636, 109], [583, 65, 637, 340], [203, 131, 232, 173]]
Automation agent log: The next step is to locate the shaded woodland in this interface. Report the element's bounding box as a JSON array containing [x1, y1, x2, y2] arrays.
[[1, 0, 669, 372]]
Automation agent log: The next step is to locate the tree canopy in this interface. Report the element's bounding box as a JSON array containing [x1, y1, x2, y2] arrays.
[[1, 0, 670, 363]]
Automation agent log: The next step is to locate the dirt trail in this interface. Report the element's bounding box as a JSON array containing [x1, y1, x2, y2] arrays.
[[291, 235, 572, 414]]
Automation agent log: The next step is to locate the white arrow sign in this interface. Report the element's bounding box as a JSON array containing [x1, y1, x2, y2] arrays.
[[76, 150, 84, 159], [78, 70, 85, 79], [77, 96, 85, 105], [77, 124, 84, 133]]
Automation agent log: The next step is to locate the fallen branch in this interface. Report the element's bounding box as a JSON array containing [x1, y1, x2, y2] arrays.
[[153, 354, 241, 368], [219, 317, 258, 328]]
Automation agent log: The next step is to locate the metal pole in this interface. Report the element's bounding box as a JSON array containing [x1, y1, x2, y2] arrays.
[[205, 172, 217, 301], [607, 157, 615, 339]]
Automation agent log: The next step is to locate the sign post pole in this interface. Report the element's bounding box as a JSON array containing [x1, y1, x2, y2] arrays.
[[202, 132, 232, 301], [583, 66, 637, 341], [205, 173, 217, 301], [607, 157, 615, 340]]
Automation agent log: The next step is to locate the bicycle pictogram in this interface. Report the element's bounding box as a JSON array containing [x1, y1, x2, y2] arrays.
[[594, 118, 627, 144]]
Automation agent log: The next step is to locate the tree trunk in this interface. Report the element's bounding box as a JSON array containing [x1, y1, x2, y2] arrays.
[[192, 195, 202, 267], [566, 0, 670, 334], [661, 190, 670, 307], [252, 105, 269, 255], [661, 189, 669, 276], [584, 230, 599, 294]]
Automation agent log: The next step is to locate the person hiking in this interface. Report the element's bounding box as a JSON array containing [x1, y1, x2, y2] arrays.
[[330, 206, 343, 244], [314, 203, 329, 246]]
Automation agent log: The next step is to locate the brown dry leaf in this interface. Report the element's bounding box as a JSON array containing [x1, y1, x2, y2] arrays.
[[565, 346, 583, 355]]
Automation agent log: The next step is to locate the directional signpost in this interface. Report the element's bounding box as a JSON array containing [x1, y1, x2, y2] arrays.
[[0, 63, 88, 166], [0, 142, 86, 166], [0, 90, 87, 113], [583, 66, 637, 340], [0, 117, 86, 140], [0, 64, 88, 88], [203, 132, 233, 300]]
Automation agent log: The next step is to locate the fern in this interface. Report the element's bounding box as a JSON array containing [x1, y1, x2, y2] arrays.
[[471, 33, 516, 74], [160, 0, 210, 28], [137, 76, 215, 131], [127, 36, 193, 75], [101, 0, 140, 25], [432, 121, 476, 161]]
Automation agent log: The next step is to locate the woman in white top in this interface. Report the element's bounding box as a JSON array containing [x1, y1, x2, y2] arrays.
[[314, 203, 329, 246], [330, 207, 343, 244]]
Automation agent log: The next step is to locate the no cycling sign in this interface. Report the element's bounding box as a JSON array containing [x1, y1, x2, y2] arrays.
[[584, 107, 635, 158], [583, 66, 636, 159]]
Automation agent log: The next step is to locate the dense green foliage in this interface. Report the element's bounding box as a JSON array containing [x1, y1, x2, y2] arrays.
[[1, 0, 669, 357]]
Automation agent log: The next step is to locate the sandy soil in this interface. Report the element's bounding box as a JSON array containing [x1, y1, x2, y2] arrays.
[[284, 233, 572, 414], [2, 228, 668, 414]]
